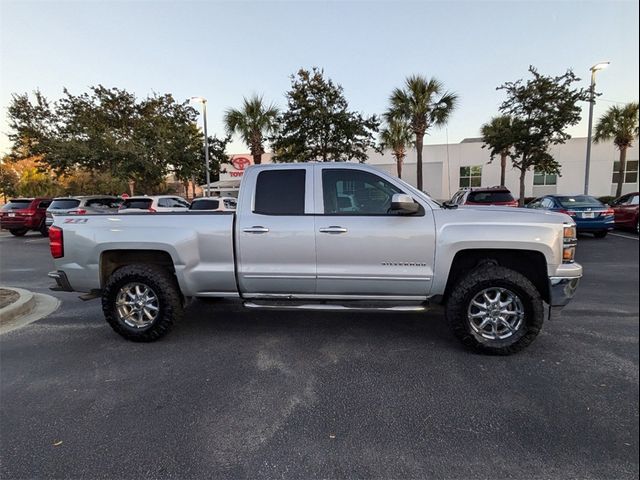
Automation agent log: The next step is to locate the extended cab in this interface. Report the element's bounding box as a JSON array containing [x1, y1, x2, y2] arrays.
[[48, 163, 582, 354]]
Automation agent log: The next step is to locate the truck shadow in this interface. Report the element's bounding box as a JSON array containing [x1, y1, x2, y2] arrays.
[[173, 298, 458, 350]]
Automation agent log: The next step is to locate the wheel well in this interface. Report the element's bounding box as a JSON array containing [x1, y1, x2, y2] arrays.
[[443, 249, 550, 303], [100, 250, 175, 288]]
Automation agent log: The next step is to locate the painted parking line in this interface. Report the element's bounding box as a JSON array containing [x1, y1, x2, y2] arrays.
[[609, 232, 639, 241]]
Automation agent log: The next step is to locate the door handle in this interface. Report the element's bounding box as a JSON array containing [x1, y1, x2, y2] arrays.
[[319, 226, 348, 234], [243, 226, 269, 234]]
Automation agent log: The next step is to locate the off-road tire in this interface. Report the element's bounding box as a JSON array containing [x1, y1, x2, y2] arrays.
[[593, 230, 608, 239], [102, 264, 183, 342], [9, 228, 28, 237], [445, 265, 544, 355]]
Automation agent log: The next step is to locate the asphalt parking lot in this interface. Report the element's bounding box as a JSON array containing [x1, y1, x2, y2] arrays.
[[0, 229, 638, 479]]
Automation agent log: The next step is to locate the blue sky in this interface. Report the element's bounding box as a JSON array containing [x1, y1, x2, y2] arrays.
[[1, 0, 638, 155]]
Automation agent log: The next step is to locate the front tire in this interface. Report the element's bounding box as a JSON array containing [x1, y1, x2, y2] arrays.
[[445, 265, 544, 355], [102, 264, 183, 342]]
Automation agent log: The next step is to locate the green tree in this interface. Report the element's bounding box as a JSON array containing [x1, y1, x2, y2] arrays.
[[594, 102, 640, 197], [0, 161, 19, 202], [497, 67, 590, 206], [379, 117, 413, 179], [7, 86, 205, 194], [481, 115, 516, 187], [224, 95, 278, 165], [387, 75, 458, 191], [271, 68, 380, 163]]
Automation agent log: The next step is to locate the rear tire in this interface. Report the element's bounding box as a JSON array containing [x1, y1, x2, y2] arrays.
[[445, 265, 544, 355], [102, 264, 183, 342], [594, 231, 608, 239], [9, 228, 28, 237], [39, 221, 49, 237]]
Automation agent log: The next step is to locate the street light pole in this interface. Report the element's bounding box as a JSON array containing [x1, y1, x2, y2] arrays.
[[584, 62, 610, 195], [190, 97, 211, 197]]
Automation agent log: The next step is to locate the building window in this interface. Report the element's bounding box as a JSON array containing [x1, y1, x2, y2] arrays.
[[459, 166, 482, 187], [612, 160, 639, 184], [533, 170, 557, 186]]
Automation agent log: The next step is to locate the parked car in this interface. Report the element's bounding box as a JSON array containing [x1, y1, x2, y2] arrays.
[[450, 186, 518, 207], [0, 198, 51, 236], [189, 196, 237, 211], [609, 192, 639, 234], [49, 163, 582, 355], [527, 194, 615, 238], [46, 196, 123, 227], [118, 196, 190, 213]]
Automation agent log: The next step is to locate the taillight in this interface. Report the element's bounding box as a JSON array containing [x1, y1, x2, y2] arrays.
[[70, 209, 87, 215], [603, 208, 614, 216], [563, 224, 577, 264], [49, 226, 64, 258]]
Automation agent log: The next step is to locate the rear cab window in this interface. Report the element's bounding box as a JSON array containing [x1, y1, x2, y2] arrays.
[[2, 200, 33, 211], [121, 198, 153, 210], [85, 198, 121, 209], [254, 170, 306, 215], [556, 196, 603, 209]]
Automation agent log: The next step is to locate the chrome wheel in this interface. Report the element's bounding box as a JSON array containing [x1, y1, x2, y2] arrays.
[[467, 287, 525, 342], [115, 283, 159, 329]]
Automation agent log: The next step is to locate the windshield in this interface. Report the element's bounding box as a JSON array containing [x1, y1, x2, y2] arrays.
[[121, 198, 152, 209], [557, 195, 603, 209], [467, 191, 515, 203], [190, 199, 220, 210], [49, 199, 81, 210], [2, 200, 32, 211]]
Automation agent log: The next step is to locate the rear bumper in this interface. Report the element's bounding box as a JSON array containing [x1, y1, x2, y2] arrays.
[[1, 218, 37, 229], [575, 218, 615, 231], [48, 270, 74, 292]]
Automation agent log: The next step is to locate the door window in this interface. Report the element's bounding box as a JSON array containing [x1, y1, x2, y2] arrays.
[[322, 169, 402, 215], [541, 198, 555, 209], [254, 170, 306, 215]]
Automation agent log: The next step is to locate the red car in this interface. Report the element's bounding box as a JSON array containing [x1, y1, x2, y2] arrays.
[[0, 198, 52, 236], [610, 192, 639, 234], [450, 186, 519, 207]]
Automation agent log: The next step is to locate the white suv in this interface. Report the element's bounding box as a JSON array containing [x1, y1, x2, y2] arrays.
[[119, 196, 190, 213]]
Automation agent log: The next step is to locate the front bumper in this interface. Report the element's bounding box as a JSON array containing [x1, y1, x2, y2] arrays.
[[548, 262, 582, 307]]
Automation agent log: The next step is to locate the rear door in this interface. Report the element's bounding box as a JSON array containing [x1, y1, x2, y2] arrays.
[[236, 166, 316, 296], [313, 166, 435, 299]]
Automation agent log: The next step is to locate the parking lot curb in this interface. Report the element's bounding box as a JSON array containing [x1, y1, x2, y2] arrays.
[[0, 288, 60, 335], [0, 287, 35, 324]]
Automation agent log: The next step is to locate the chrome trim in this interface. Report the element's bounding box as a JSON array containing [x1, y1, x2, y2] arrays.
[[244, 302, 427, 312], [317, 275, 431, 281], [549, 276, 581, 307], [319, 226, 348, 234], [243, 226, 269, 234]]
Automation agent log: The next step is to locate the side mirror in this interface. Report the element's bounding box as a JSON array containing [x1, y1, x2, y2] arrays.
[[391, 194, 419, 214]]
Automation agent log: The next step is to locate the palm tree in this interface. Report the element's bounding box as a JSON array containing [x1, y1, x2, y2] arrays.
[[379, 118, 413, 179], [481, 115, 516, 186], [594, 102, 639, 197], [224, 95, 279, 165], [387, 76, 458, 191]]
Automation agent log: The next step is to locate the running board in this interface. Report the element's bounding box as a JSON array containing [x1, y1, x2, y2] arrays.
[[243, 301, 428, 312]]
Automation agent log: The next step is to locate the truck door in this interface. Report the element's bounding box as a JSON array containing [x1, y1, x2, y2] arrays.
[[236, 166, 317, 296], [314, 166, 435, 299]]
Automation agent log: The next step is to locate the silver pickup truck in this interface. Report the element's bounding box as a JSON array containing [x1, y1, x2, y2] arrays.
[[48, 163, 582, 355]]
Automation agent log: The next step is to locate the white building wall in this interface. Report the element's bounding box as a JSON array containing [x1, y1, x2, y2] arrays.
[[225, 137, 639, 201]]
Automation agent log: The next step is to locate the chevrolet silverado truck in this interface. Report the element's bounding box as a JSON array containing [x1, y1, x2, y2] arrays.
[[48, 163, 582, 355]]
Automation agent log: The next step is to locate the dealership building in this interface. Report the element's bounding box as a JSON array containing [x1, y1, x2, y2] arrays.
[[216, 136, 639, 200]]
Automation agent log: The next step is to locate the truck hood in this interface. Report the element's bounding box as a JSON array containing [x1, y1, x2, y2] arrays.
[[438, 205, 573, 226]]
